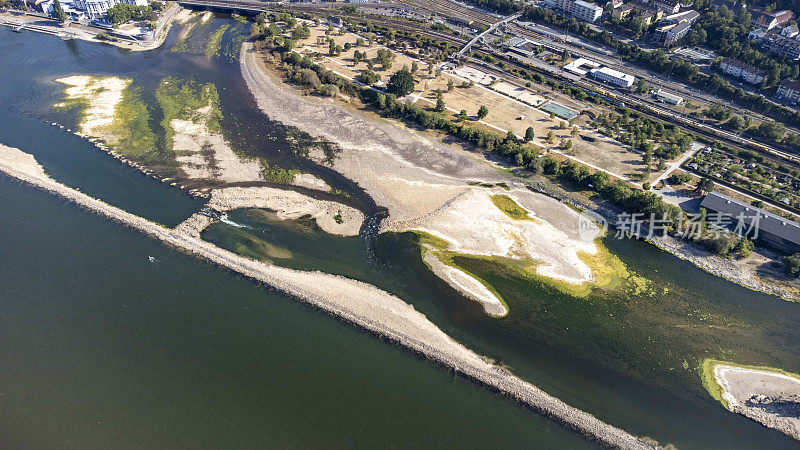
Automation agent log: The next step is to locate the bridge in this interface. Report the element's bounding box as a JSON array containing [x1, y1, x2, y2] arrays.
[[456, 13, 520, 58]]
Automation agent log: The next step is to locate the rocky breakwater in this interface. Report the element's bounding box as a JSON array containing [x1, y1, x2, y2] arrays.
[[0, 144, 653, 449]]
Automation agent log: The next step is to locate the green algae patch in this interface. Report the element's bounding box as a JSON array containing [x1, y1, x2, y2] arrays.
[[411, 229, 649, 301], [155, 77, 222, 150], [205, 24, 230, 58], [102, 85, 157, 159], [491, 194, 540, 223], [262, 160, 300, 184], [700, 359, 800, 410]]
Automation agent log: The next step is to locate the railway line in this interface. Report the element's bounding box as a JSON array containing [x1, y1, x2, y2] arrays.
[[178, 0, 798, 168]]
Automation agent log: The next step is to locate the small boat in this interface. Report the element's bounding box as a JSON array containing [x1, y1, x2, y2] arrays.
[[12, 25, 24, 32], [148, 256, 156, 263]]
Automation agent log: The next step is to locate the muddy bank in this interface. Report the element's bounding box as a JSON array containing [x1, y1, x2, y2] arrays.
[[0, 144, 653, 450]]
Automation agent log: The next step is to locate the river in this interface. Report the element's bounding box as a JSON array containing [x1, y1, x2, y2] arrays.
[[0, 16, 798, 448]]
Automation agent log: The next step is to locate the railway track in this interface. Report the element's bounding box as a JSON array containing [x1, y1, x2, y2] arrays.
[[179, 0, 798, 167]]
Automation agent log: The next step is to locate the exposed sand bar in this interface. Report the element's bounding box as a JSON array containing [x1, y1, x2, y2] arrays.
[[240, 43, 604, 308], [0, 144, 652, 449], [710, 361, 800, 440]]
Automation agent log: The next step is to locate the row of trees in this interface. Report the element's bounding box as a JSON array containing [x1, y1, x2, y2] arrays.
[[106, 3, 158, 24]]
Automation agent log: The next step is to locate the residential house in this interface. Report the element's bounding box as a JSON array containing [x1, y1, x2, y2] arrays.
[[571, 0, 604, 22], [761, 33, 800, 60], [654, 20, 692, 46], [782, 23, 799, 38], [661, 9, 700, 25], [719, 58, 767, 84], [612, 3, 634, 19], [777, 79, 800, 102]]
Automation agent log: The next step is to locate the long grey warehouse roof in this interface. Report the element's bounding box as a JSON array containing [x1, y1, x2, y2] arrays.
[[700, 192, 800, 246]]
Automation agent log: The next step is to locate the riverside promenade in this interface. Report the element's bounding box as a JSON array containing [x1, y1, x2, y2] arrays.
[[0, 144, 653, 450]]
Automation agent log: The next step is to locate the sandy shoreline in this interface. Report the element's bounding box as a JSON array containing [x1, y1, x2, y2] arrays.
[[707, 360, 800, 440], [0, 144, 653, 449]]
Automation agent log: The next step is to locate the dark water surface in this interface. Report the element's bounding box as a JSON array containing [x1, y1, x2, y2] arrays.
[[1, 19, 799, 449]]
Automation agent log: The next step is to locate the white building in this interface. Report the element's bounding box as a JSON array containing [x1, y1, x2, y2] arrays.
[[73, 0, 148, 19], [589, 67, 635, 87], [571, 0, 603, 23]]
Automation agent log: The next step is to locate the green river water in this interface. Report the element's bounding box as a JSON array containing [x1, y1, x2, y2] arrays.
[[0, 16, 799, 448]]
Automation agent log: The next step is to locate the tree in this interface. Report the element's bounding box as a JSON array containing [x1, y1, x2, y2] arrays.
[[435, 90, 445, 112], [477, 105, 489, 120], [457, 109, 468, 121], [359, 69, 380, 86], [506, 130, 517, 143], [525, 126, 535, 142], [635, 79, 648, 94], [547, 130, 555, 143], [447, 79, 454, 92], [785, 253, 800, 278], [727, 115, 748, 131], [411, 61, 418, 74], [387, 68, 415, 97], [754, 120, 786, 141], [52, 0, 67, 22], [697, 177, 715, 194]]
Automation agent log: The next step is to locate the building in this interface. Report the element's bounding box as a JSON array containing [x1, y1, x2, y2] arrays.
[[782, 23, 799, 38], [589, 67, 635, 87], [700, 192, 800, 252], [612, 3, 634, 19], [70, 0, 147, 19], [653, 20, 692, 46], [761, 34, 800, 60], [748, 28, 767, 41], [777, 79, 800, 102], [571, 0, 604, 22], [771, 9, 795, 27], [751, 9, 794, 30], [554, 0, 604, 23], [718, 58, 767, 84], [751, 10, 779, 29], [661, 9, 699, 25], [652, 0, 680, 13], [655, 89, 683, 104]]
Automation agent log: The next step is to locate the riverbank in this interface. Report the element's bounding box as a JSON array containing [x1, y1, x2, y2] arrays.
[[701, 359, 800, 440], [0, 3, 188, 51], [239, 42, 615, 312], [0, 144, 653, 449], [241, 41, 800, 306]]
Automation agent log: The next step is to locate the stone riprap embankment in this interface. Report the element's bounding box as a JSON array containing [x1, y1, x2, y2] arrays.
[[0, 144, 653, 449]]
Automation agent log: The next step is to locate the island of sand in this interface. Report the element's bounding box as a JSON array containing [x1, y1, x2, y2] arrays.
[[702, 359, 800, 440]]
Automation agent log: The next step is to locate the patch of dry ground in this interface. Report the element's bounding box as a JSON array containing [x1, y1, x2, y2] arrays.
[[714, 364, 800, 440], [54, 75, 130, 138], [170, 105, 263, 183], [206, 186, 364, 236]]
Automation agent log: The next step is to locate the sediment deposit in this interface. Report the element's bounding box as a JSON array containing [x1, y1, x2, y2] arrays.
[[0, 144, 652, 449]]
